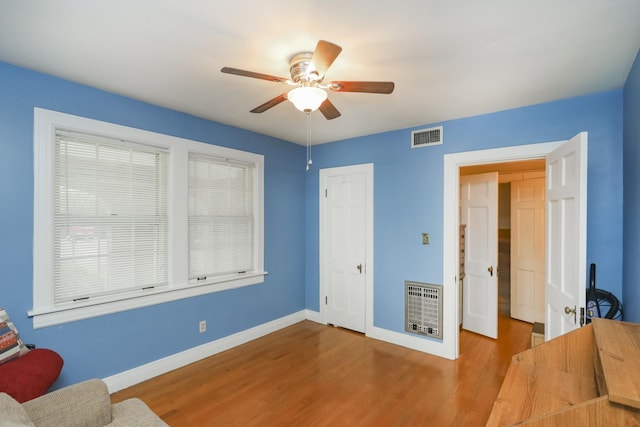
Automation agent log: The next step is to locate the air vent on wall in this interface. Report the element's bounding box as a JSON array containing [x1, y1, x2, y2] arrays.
[[411, 126, 443, 148], [405, 281, 443, 340]]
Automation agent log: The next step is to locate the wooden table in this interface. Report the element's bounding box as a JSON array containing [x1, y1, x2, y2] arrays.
[[487, 318, 640, 426]]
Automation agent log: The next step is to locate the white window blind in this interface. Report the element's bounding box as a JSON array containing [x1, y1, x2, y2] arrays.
[[188, 153, 254, 281], [53, 129, 169, 303]]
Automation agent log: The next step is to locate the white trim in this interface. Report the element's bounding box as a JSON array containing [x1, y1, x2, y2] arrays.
[[32, 108, 265, 328], [304, 309, 324, 324], [366, 326, 453, 359], [443, 141, 563, 359], [29, 272, 267, 328], [304, 309, 453, 359], [319, 164, 374, 332], [103, 311, 306, 393]]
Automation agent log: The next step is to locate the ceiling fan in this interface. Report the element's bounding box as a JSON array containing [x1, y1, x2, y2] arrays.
[[221, 40, 394, 120]]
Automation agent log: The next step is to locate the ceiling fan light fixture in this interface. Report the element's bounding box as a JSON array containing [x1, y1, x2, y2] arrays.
[[288, 86, 327, 113], [221, 40, 393, 119]]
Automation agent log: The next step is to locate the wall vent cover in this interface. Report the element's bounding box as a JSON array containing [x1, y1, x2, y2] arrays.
[[405, 281, 443, 339], [411, 126, 443, 148]]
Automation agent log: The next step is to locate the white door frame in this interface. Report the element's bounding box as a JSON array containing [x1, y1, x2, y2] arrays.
[[319, 163, 374, 332], [444, 141, 562, 359]]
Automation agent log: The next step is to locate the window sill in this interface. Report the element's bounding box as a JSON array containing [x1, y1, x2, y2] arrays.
[[28, 271, 267, 329]]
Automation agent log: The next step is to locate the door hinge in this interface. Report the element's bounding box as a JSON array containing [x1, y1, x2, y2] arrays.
[[325, 296, 328, 305], [580, 306, 585, 327], [325, 188, 328, 198]]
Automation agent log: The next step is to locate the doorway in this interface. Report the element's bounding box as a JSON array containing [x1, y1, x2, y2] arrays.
[[444, 141, 563, 359], [444, 135, 587, 359], [460, 160, 546, 338]]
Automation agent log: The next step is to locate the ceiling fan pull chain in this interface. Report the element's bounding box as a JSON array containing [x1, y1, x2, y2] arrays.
[[306, 112, 312, 171]]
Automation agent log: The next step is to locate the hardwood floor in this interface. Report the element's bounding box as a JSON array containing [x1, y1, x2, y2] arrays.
[[112, 317, 532, 426]]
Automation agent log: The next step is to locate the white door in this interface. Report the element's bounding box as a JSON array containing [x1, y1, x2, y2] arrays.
[[546, 132, 588, 340], [511, 177, 546, 323], [460, 172, 498, 339], [321, 167, 368, 333]]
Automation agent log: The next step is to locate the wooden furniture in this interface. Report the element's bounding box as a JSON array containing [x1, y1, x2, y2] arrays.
[[487, 318, 640, 426]]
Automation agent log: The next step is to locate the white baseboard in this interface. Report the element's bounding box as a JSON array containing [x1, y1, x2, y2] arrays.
[[104, 309, 453, 393], [304, 309, 324, 324], [103, 310, 307, 393], [366, 326, 455, 360], [305, 309, 453, 360]]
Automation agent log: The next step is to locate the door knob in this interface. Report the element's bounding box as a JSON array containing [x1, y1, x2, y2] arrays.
[[565, 306, 577, 323], [487, 266, 494, 276], [357, 264, 363, 274]]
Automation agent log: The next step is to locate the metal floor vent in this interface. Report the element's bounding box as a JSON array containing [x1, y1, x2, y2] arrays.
[[411, 126, 443, 148], [405, 281, 443, 339]]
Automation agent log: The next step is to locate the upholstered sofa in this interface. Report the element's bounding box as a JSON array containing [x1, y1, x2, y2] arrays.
[[0, 378, 167, 426]]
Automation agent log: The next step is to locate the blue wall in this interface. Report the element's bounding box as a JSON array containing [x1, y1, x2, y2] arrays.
[[306, 91, 625, 333], [623, 49, 640, 323], [0, 54, 633, 389], [0, 62, 306, 388]]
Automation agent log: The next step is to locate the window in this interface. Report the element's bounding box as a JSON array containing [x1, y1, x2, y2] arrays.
[[188, 154, 254, 281], [54, 130, 169, 303], [32, 108, 265, 328]]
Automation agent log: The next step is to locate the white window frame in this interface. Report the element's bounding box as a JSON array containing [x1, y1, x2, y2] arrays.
[[31, 108, 265, 328]]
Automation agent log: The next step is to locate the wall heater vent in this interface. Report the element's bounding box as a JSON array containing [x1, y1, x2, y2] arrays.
[[411, 126, 443, 148], [405, 281, 443, 339]]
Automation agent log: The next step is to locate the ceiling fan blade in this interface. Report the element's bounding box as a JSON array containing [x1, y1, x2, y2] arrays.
[[221, 67, 289, 84], [250, 93, 288, 113], [328, 81, 395, 94], [310, 40, 342, 78], [319, 99, 341, 120]]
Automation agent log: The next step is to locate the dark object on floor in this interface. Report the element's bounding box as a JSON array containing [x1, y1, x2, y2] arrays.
[[586, 263, 623, 323]]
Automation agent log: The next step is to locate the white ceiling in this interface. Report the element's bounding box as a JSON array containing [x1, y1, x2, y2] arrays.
[[1, 1, 639, 145]]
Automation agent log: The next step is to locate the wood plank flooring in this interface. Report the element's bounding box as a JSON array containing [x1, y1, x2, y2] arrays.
[[112, 316, 532, 426]]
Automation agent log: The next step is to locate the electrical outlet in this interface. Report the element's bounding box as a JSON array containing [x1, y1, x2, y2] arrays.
[[199, 320, 206, 333]]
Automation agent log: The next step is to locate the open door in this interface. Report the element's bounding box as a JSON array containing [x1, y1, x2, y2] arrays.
[[460, 172, 498, 339], [545, 132, 588, 340]]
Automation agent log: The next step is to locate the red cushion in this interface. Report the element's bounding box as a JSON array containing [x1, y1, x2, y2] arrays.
[[0, 348, 63, 403]]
